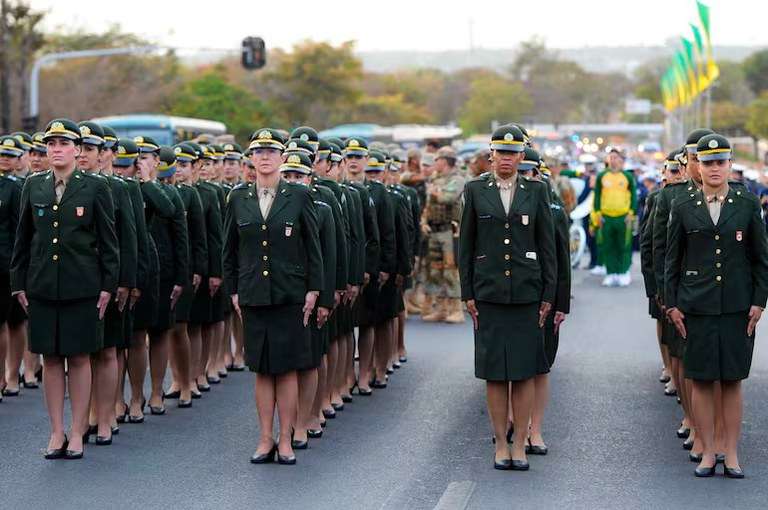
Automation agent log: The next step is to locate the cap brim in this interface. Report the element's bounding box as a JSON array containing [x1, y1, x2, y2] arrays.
[[114, 156, 137, 166], [698, 151, 731, 162], [0, 148, 22, 157], [42, 133, 79, 142], [343, 149, 368, 157], [490, 143, 524, 152]]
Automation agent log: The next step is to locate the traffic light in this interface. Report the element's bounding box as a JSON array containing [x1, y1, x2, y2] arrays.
[[241, 37, 266, 70]]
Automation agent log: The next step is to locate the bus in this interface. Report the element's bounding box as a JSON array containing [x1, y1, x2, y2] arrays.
[[89, 114, 228, 146]]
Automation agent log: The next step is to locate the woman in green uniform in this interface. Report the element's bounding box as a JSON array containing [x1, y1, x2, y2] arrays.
[[11, 118, 119, 459], [224, 128, 323, 465], [666, 133, 768, 478], [459, 125, 556, 471]]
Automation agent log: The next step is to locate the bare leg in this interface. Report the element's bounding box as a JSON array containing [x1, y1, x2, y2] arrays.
[[199, 324, 213, 387], [127, 330, 148, 418], [22, 349, 40, 384], [373, 322, 390, 384], [220, 316, 232, 371], [296, 367, 319, 443], [713, 382, 726, 455], [66, 353, 93, 453], [357, 326, 374, 391], [5, 322, 26, 392], [317, 354, 330, 413], [93, 347, 118, 437], [188, 324, 202, 391], [529, 373, 549, 446], [206, 321, 224, 380], [691, 380, 716, 469], [115, 348, 128, 421], [232, 313, 245, 367], [486, 381, 512, 461], [397, 311, 407, 359], [148, 330, 170, 408], [720, 380, 743, 469], [275, 371, 298, 457], [510, 377, 535, 462], [42, 354, 67, 449], [388, 318, 398, 368], [0, 324, 8, 390], [254, 373, 276, 454], [345, 331, 356, 392], [327, 341, 342, 406], [336, 334, 350, 400], [169, 323, 192, 401]]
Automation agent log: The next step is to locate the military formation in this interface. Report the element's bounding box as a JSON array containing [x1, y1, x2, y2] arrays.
[[640, 128, 767, 479]]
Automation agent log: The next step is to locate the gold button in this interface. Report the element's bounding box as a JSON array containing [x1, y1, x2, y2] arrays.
[[261, 225, 267, 230], [505, 223, 510, 229], [716, 275, 722, 282], [52, 238, 58, 244], [52, 205, 58, 211], [715, 235, 720, 241], [696, 201, 701, 206], [262, 270, 269, 277], [263, 255, 268, 261], [505, 270, 511, 276], [504, 239, 510, 245], [53, 221, 58, 227], [262, 240, 268, 247], [504, 254, 510, 260], [52, 254, 58, 261], [716, 263, 721, 268], [716, 249, 721, 255]]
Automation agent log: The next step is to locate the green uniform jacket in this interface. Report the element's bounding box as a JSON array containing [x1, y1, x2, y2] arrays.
[[121, 178, 149, 291], [176, 183, 208, 278], [652, 180, 693, 300], [640, 189, 660, 298], [151, 182, 190, 287], [341, 183, 365, 285], [366, 179, 396, 275], [665, 187, 768, 314], [223, 180, 324, 306], [311, 192, 337, 309], [104, 174, 138, 289], [459, 175, 556, 304], [11, 169, 119, 300], [0, 175, 21, 274], [314, 178, 348, 291], [550, 190, 571, 314], [400, 184, 421, 262], [348, 181, 380, 277], [389, 185, 413, 277], [196, 181, 224, 279]]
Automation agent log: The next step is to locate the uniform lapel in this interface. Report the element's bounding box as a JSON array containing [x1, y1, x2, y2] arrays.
[[246, 182, 265, 223], [58, 169, 86, 205], [40, 171, 57, 205], [690, 190, 714, 227], [266, 180, 291, 221], [480, 177, 507, 219], [509, 178, 530, 217], [716, 187, 738, 228]]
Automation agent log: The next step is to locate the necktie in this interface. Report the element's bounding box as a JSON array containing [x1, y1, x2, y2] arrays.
[[55, 179, 66, 203]]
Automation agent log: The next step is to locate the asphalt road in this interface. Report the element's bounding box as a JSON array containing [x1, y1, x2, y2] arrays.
[[3, 258, 768, 509]]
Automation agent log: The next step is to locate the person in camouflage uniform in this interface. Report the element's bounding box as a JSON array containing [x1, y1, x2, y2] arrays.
[[422, 147, 466, 323]]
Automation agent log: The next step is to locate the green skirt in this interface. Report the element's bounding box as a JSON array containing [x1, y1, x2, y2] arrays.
[[684, 312, 754, 381], [543, 313, 559, 368], [243, 303, 312, 375], [474, 301, 549, 382], [28, 297, 104, 356], [662, 320, 684, 359], [103, 300, 127, 350], [174, 285, 195, 323]]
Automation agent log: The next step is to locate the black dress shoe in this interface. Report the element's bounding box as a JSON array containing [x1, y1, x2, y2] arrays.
[[494, 457, 512, 470], [322, 408, 336, 419], [191, 390, 202, 399], [2, 387, 20, 397], [510, 460, 530, 471], [371, 380, 387, 389], [694, 465, 716, 477], [178, 399, 192, 408], [331, 402, 344, 411], [198, 383, 211, 392], [399, 356, 407, 363], [22, 380, 39, 389], [307, 429, 323, 439], [149, 405, 166, 415], [230, 364, 246, 372], [677, 427, 690, 439], [44, 436, 68, 460], [659, 374, 671, 383], [386, 368, 394, 375], [111, 425, 119, 435], [341, 394, 353, 403], [393, 362, 401, 369], [526, 440, 548, 456], [250, 446, 276, 464], [358, 387, 373, 396], [207, 376, 221, 384], [689, 453, 703, 463], [64, 448, 84, 460], [683, 438, 694, 450], [163, 390, 181, 399], [664, 387, 678, 397], [277, 453, 297, 465], [724, 466, 745, 479], [219, 371, 228, 378], [291, 439, 308, 450], [95, 435, 112, 446]]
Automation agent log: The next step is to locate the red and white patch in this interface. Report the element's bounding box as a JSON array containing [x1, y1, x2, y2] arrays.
[[76, 207, 84, 217], [285, 226, 292, 237], [736, 230, 743, 242], [521, 215, 529, 226]]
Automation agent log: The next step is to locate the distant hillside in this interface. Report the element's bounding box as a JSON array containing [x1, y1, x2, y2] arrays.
[[357, 45, 764, 75]]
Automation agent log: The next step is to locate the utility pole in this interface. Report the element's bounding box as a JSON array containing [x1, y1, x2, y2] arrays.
[[0, 0, 10, 132]]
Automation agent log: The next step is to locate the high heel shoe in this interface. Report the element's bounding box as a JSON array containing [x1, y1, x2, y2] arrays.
[[664, 387, 677, 397], [341, 394, 353, 403], [277, 452, 297, 465], [724, 465, 745, 479], [322, 408, 337, 419], [291, 438, 309, 450], [399, 356, 407, 363], [128, 398, 146, 423], [116, 404, 129, 424], [250, 445, 276, 464], [95, 435, 113, 446], [493, 456, 512, 470], [163, 390, 181, 399], [44, 435, 68, 460], [525, 438, 548, 456], [178, 399, 193, 408], [371, 380, 387, 389], [307, 429, 323, 439], [331, 402, 344, 412], [83, 424, 97, 443], [207, 375, 221, 384], [677, 426, 690, 439], [149, 403, 166, 415], [694, 465, 716, 477], [682, 437, 694, 450], [510, 459, 530, 471], [689, 452, 703, 463]]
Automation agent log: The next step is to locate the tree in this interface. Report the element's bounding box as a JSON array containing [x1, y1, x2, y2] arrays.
[[349, 93, 431, 125], [6, 0, 45, 127], [265, 40, 363, 128], [710, 101, 748, 136], [746, 93, 768, 140], [458, 73, 532, 134], [167, 69, 273, 144], [712, 60, 754, 106], [742, 49, 768, 96]]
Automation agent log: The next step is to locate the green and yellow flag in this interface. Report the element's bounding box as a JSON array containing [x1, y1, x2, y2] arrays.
[[680, 37, 699, 97], [696, 1, 720, 82]]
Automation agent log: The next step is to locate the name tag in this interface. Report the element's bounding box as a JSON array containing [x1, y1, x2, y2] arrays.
[[525, 251, 537, 260], [476, 254, 487, 260], [686, 270, 698, 276], [521, 215, 529, 226], [478, 214, 491, 220]]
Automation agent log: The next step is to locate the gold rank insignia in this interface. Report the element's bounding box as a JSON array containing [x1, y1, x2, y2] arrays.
[[80, 125, 91, 136], [50, 121, 65, 132], [134, 136, 144, 144], [349, 139, 359, 147], [287, 154, 300, 164], [504, 133, 514, 141], [117, 146, 126, 155], [258, 130, 272, 139]]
